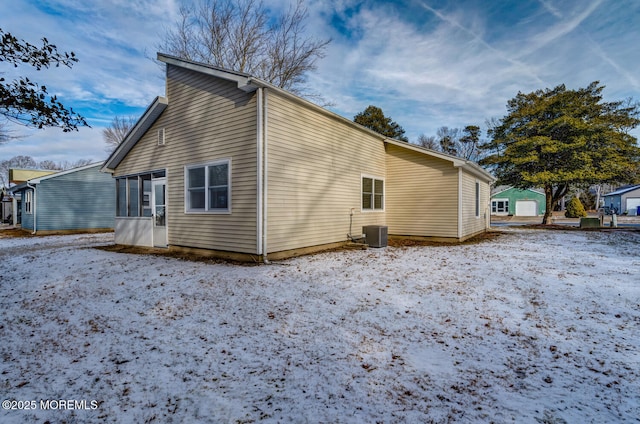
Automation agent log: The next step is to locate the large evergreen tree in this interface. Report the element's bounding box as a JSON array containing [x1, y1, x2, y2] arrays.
[[481, 82, 640, 224], [353, 105, 408, 142]]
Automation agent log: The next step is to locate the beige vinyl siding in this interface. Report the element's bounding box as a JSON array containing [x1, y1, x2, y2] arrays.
[[461, 171, 490, 237], [115, 65, 258, 253], [266, 91, 386, 253], [385, 143, 459, 238]]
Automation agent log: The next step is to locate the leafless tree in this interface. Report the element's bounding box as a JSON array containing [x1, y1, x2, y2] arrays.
[[0, 155, 37, 188], [37, 160, 63, 170], [416, 134, 438, 150], [103, 115, 137, 152], [0, 156, 93, 189], [57, 159, 93, 169], [0, 121, 23, 144], [158, 0, 330, 96], [417, 125, 485, 162]]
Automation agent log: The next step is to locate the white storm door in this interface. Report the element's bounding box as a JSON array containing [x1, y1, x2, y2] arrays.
[[152, 179, 167, 247]]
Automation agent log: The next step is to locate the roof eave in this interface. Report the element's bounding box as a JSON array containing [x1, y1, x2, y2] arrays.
[[102, 97, 168, 173], [383, 138, 495, 182], [31, 162, 105, 184], [157, 53, 261, 93]]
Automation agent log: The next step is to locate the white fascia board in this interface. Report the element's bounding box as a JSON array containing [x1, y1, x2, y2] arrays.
[[156, 53, 390, 143], [8, 182, 28, 193], [101, 97, 168, 173], [385, 138, 467, 166], [383, 138, 495, 183], [604, 184, 640, 197], [157, 53, 258, 92], [30, 162, 105, 184], [460, 162, 496, 183]]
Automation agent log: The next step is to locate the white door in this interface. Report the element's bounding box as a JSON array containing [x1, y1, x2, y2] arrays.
[[515, 200, 537, 216], [152, 179, 167, 247]]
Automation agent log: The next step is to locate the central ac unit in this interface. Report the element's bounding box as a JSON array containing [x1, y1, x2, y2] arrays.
[[363, 225, 388, 248]]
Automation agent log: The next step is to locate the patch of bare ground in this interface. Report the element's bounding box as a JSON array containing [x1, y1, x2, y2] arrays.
[[388, 230, 503, 247], [95, 232, 504, 264], [0, 228, 113, 239], [0, 229, 36, 239], [94, 244, 259, 266], [525, 224, 640, 232]]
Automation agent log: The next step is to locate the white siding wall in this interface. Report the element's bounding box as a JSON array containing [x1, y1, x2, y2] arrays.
[[385, 143, 460, 238], [265, 91, 386, 253], [114, 65, 258, 253], [461, 171, 491, 237]]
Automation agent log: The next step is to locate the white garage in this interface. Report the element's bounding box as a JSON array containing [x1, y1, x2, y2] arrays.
[[627, 198, 640, 215], [515, 200, 538, 216]]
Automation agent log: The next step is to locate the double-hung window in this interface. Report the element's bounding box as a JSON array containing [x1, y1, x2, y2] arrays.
[[362, 176, 384, 211], [475, 181, 480, 218], [185, 160, 231, 213], [25, 190, 33, 214]]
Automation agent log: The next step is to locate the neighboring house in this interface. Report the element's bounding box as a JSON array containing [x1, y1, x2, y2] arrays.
[[101, 53, 495, 261], [1, 190, 13, 224], [6, 168, 57, 227], [9, 162, 115, 234], [490, 187, 546, 216], [9, 168, 57, 183], [602, 185, 640, 215]]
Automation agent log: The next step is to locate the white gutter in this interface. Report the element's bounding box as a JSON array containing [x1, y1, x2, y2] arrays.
[[26, 182, 36, 234], [262, 89, 270, 264], [256, 87, 264, 257], [457, 168, 463, 239]]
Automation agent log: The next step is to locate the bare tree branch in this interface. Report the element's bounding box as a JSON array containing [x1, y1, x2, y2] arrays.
[[103, 115, 137, 152], [159, 0, 330, 97]]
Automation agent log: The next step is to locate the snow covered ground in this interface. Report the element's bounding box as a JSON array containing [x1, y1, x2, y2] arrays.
[[0, 229, 638, 423]]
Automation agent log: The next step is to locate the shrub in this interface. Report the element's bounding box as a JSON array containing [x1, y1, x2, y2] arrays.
[[565, 196, 587, 218]]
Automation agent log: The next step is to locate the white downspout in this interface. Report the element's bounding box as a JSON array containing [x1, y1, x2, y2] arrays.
[[257, 87, 263, 257], [12, 195, 17, 226], [26, 182, 37, 234], [457, 168, 463, 240], [262, 88, 270, 264]]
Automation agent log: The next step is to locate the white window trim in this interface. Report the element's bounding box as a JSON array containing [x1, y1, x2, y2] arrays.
[[25, 190, 33, 214], [115, 169, 167, 218], [491, 198, 509, 214], [361, 174, 385, 212], [475, 180, 481, 218], [184, 159, 232, 214]]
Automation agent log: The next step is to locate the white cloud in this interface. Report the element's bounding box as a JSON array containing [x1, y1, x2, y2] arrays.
[[306, 0, 640, 141], [2, 0, 639, 160]]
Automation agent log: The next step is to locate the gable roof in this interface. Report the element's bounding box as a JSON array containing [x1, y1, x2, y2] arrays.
[[603, 184, 640, 197], [102, 53, 494, 182], [491, 186, 545, 197], [9, 168, 57, 184], [9, 162, 105, 193], [102, 97, 168, 172]]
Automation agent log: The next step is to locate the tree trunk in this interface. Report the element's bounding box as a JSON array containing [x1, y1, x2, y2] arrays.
[[542, 185, 554, 224]]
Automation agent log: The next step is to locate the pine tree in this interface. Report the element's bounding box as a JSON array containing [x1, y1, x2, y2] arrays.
[[565, 197, 587, 218], [481, 82, 640, 224], [353, 105, 408, 141]]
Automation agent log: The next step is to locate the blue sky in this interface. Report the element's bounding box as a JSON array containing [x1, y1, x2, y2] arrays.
[[1, 0, 639, 165]]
